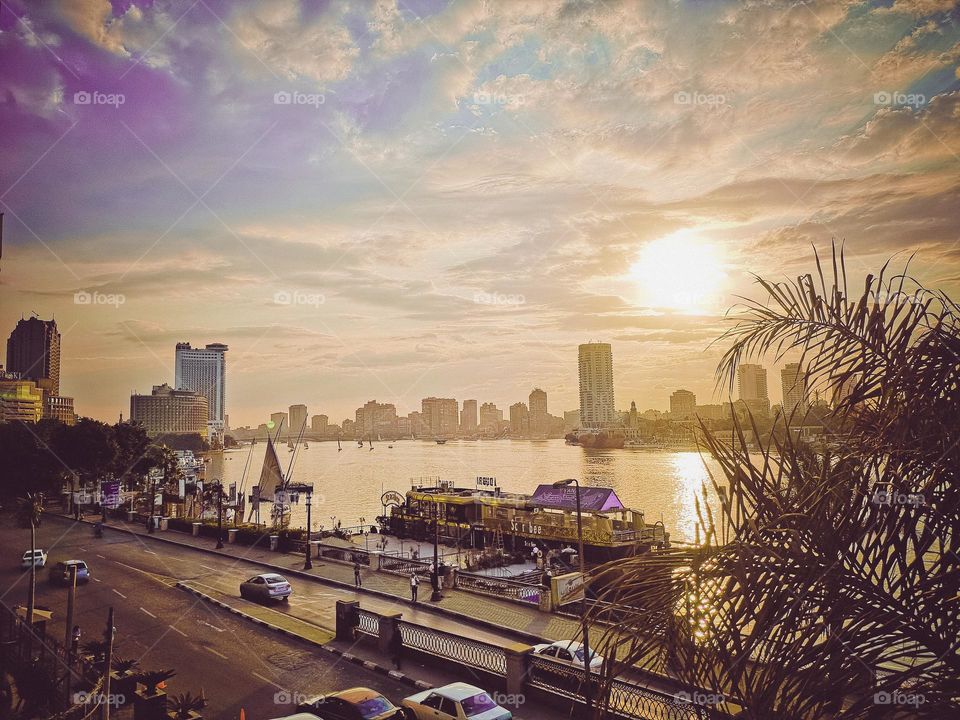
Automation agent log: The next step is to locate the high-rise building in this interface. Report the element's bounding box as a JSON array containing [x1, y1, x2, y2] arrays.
[[6, 316, 61, 395], [670, 389, 696, 418], [528, 388, 548, 437], [780, 363, 809, 415], [311, 414, 328, 432], [289, 404, 308, 435], [130, 383, 209, 438], [0, 370, 44, 423], [479, 403, 502, 434], [509, 402, 529, 436], [270, 412, 288, 434], [460, 399, 478, 434], [737, 363, 770, 417], [43, 395, 76, 425], [422, 397, 458, 437], [174, 342, 228, 438], [356, 400, 398, 438], [563, 409, 581, 430], [578, 342, 616, 428], [407, 411, 425, 437]]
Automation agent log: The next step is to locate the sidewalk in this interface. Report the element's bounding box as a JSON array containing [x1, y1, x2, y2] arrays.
[[76, 513, 582, 645]]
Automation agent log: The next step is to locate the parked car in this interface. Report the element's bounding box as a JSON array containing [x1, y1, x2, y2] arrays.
[[239, 573, 292, 602], [296, 687, 403, 720], [21, 549, 47, 569], [49, 560, 90, 585], [531, 640, 604, 671], [402, 683, 511, 720]]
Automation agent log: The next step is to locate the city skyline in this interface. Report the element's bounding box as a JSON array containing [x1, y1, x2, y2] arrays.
[[1, 2, 958, 426]]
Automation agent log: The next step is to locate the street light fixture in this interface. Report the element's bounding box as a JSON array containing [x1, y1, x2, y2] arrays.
[[289, 483, 315, 570], [431, 499, 442, 602], [213, 480, 224, 549], [553, 478, 591, 710]]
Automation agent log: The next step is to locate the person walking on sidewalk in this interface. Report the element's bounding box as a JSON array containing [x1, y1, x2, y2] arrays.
[[389, 626, 403, 670], [410, 573, 419, 603], [353, 560, 362, 588]]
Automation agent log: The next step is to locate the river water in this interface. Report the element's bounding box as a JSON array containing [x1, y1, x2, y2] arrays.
[[206, 439, 725, 544]]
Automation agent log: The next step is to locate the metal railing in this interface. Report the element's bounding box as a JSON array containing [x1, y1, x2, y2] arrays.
[[398, 620, 507, 675], [455, 570, 541, 605], [356, 608, 380, 637], [378, 554, 431, 577]]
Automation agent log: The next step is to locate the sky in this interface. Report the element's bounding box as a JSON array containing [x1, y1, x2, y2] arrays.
[[1, 0, 958, 426]]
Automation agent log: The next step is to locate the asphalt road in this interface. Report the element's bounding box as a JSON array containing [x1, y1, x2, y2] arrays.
[[0, 515, 421, 720]]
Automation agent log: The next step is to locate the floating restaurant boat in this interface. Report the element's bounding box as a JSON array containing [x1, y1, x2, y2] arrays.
[[379, 479, 669, 563]]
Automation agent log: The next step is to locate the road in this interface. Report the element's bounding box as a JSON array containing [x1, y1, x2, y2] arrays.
[[0, 515, 434, 719]]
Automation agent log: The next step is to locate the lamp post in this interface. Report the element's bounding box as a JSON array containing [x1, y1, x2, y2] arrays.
[[431, 500, 442, 602], [304, 487, 313, 570], [214, 480, 224, 549], [147, 473, 156, 534], [553, 478, 591, 710], [360, 517, 368, 552]]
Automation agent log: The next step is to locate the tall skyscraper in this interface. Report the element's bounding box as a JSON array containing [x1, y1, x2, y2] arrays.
[[270, 411, 288, 433], [311, 414, 328, 432], [509, 402, 530, 436], [288, 404, 308, 435], [780, 363, 809, 415], [6, 316, 61, 395], [528, 388, 548, 437], [130, 384, 209, 438], [174, 342, 228, 437], [460, 399, 478, 433], [356, 400, 398, 438], [670, 389, 696, 418], [421, 397, 458, 437], [578, 342, 616, 428], [737, 363, 770, 417], [479, 403, 502, 434]]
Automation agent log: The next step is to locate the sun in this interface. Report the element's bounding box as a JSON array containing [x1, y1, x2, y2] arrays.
[[629, 230, 727, 313]]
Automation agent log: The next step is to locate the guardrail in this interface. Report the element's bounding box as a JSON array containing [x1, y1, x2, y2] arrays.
[[398, 620, 507, 675], [377, 554, 431, 577], [455, 570, 541, 605], [356, 608, 380, 637]]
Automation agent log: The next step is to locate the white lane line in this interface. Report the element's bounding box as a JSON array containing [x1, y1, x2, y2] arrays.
[[252, 671, 284, 690], [112, 589, 127, 599], [168, 625, 187, 637], [92, 578, 102, 583], [143, 550, 157, 555], [96, 554, 106, 559], [207, 647, 229, 660], [199, 564, 217, 571], [140, 607, 157, 619], [198, 619, 225, 633]]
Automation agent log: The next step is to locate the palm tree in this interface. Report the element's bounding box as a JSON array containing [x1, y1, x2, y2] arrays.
[[589, 246, 959, 719], [17, 493, 44, 627]]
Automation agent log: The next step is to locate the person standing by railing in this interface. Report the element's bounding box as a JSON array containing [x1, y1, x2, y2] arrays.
[[353, 560, 362, 588], [410, 573, 419, 603]]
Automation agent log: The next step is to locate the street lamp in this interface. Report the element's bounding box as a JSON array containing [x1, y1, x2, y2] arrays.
[[147, 473, 156, 534], [553, 478, 591, 710], [214, 480, 224, 549], [289, 483, 315, 569], [360, 517, 368, 552], [431, 500, 442, 602]]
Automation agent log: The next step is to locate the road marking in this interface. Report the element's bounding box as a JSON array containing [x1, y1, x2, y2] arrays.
[[252, 671, 284, 690], [199, 564, 217, 571], [207, 647, 229, 660], [143, 550, 157, 555], [96, 554, 106, 559], [112, 589, 127, 599], [111, 561, 176, 587], [92, 578, 102, 583], [140, 607, 157, 619], [198, 619, 225, 633], [168, 625, 187, 637]]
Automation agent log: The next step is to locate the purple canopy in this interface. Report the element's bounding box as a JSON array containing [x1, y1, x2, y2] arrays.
[[531, 485, 625, 512]]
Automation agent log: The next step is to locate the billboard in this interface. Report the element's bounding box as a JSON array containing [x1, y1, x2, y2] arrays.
[[101, 482, 120, 509], [531, 485, 624, 512], [551, 571, 586, 606]]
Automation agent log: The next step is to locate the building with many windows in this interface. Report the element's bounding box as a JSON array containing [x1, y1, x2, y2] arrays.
[[509, 402, 529, 436], [460, 399, 478, 434], [737, 363, 770, 417], [528, 388, 548, 438], [780, 363, 809, 415], [311, 414, 328, 433], [0, 371, 44, 423], [130, 384, 209, 439], [174, 342, 227, 440], [270, 412, 288, 434], [479, 402, 502, 435], [578, 342, 616, 428], [289, 404, 308, 435], [421, 397, 458, 437], [356, 400, 398, 439], [43, 394, 76, 425], [670, 389, 696, 418], [6, 316, 61, 395]]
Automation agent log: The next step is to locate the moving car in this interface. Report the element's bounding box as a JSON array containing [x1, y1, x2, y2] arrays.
[[240, 573, 292, 602], [531, 640, 604, 670], [401, 683, 511, 720], [50, 560, 90, 584], [296, 687, 403, 720], [21, 549, 47, 569]]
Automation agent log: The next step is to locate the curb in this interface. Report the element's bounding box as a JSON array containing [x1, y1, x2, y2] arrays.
[[58, 513, 546, 646], [174, 581, 428, 690]]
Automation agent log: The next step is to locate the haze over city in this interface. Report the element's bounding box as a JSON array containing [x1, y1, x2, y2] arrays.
[[2, 0, 959, 425]]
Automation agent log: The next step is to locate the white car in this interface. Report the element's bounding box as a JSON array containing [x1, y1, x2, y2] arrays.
[[240, 573, 292, 602], [402, 683, 511, 720], [532, 640, 604, 671], [21, 549, 47, 569]]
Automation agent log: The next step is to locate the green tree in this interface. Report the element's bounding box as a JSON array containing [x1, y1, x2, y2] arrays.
[[17, 492, 44, 628], [590, 248, 960, 719]]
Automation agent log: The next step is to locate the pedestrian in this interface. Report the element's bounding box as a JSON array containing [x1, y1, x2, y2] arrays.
[[71, 625, 81, 656], [353, 561, 362, 588], [410, 573, 419, 603], [389, 626, 403, 670]]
